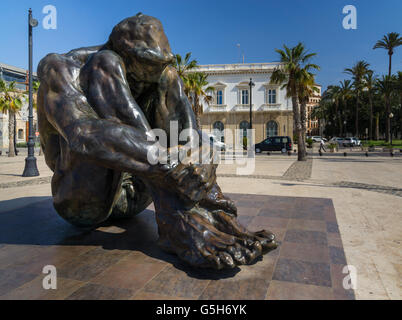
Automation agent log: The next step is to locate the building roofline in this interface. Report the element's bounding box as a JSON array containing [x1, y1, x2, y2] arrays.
[[0, 62, 37, 77], [188, 62, 284, 75]]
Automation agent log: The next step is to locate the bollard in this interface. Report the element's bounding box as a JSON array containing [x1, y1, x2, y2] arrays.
[[365, 152, 369, 157], [344, 152, 347, 157]]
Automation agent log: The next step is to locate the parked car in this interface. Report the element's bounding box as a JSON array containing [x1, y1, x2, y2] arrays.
[[351, 137, 361, 146], [208, 134, 226, 151], [311, 136, 324, 142], [342, 137, 355, 147], [329, 137, 344, 146], [255, 136, 292, 153]]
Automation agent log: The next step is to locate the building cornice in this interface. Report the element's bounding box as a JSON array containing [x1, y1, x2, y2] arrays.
[[188, 62, 283, 75]]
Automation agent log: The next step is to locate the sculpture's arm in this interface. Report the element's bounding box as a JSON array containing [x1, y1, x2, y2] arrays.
[[38, 53, 163, 178], [157, 66, 200, 136], [79, 50, 154, 131]]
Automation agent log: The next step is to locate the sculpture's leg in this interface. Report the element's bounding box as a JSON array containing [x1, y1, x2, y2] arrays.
[[109, 174, 152, 220]]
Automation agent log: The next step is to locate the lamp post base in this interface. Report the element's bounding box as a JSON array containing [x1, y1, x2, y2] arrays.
[[22, 156, 39, 177]]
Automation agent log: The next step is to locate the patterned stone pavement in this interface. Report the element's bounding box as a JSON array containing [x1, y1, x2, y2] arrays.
[[0, 193, 354, 300]]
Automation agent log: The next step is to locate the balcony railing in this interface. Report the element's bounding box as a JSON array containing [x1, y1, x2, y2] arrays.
[[207, 105, 228, 112], [234, 104, 255, 111], [192, 62, 282, 73], [259, 104, 282, 111]]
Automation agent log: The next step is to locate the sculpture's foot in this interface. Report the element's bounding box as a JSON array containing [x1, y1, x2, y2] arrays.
[[156, 203, 277, 270]]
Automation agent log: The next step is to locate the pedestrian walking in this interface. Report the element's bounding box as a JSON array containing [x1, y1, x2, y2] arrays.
[[319, 139, 326, 152]]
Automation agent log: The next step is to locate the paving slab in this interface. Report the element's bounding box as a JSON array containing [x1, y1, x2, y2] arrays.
[[0, 193, 353, 300]]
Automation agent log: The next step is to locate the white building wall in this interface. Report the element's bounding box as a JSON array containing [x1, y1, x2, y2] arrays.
[[203, 72, 291, 112]]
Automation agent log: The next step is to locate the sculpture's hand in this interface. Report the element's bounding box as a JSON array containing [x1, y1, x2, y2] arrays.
[[150, 145, 215, 202]]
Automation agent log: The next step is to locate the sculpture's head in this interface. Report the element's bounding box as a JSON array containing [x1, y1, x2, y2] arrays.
[[106, 13, 174, 82]]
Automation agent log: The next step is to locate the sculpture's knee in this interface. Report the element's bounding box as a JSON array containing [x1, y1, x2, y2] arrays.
[[38, 53, 80, 93], [82, 50, 125, 80]]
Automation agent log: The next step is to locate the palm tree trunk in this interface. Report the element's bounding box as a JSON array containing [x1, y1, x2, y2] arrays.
[[385, 96, 391, 142], [292, 95, 305, 161], [369, 93, 373, 141], [300, 100, 308, 158], [8, 111, 15, 157], [388, 54, 392, 77], [336, 101, 342, 136], [400, 95, 402, 139], [375, 113, 380, 140], [355, 93, 359, 137]]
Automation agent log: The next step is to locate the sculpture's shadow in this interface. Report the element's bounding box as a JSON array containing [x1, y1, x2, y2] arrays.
[[0, 196, 241, 280]]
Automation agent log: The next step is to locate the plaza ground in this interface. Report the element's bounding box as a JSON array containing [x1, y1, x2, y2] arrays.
[[0, 149, 401, 299]]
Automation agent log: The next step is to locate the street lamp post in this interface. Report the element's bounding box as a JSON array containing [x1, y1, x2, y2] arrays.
[[22, 8, 39, 177], [389, 112, 394, 146], [249, 78, 255, 130], [248, 78, 255, 157]]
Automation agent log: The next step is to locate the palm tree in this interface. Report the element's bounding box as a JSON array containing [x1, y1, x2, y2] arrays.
[[376, 75, 395, 142], [0, 80, 23, 157], [270, 42, 319, 161], [395, 72, 402, 139], [185, 72, 214, 129], [298, 71, 319, 154], [363, 71, 377, 140], [172, 52, 198, 82], [338, 80, 353, 136], [344, 60, 370, 136], [373, 32, 402, 76]]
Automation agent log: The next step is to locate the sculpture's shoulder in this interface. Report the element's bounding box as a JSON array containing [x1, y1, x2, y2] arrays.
[[64, 45, 103, 64], [37, 53, 81, 88]]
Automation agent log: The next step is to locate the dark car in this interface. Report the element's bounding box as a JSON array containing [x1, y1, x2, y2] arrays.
[[255, 136, 292, 153]]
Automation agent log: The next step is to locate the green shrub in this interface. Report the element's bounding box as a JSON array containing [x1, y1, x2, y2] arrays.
[[328, 143, 337, 150], [306, 138, 313, 148], [16, 142, 27, 148]]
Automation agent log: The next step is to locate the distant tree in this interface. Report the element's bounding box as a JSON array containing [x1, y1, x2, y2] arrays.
[[344, 60, 370, 137], [185, 72, 214, 129], [376, 75, 395, 142], [395, 71, 402, 138], [323, 85, 341, 135], [0, 80, 23, 157], [338, 80, 354, 136], [172, 52, 198, 83], [363, 71, 377, 140], [373, 32, 402, 77]]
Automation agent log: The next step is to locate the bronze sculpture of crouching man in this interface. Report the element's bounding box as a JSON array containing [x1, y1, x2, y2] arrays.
[[37, 13, 277, 270]]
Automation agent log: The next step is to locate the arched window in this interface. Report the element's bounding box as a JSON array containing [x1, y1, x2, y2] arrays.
[[239, 121, 249, 138], [213, 121, 225, 142], [266, 121, 278, 138]]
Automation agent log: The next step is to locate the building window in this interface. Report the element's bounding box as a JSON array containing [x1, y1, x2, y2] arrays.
[[240, 121, 249, 138], [267, 89, 277, 104], [241, 89, 249, 105], [213, 121, 225, 143], [18, 129, 24, 140], [266, 121, 278, 138], [216, 90, 223, 105]]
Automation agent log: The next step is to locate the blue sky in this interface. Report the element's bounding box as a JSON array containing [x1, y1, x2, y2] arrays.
[[0, 0, 401, 90]]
